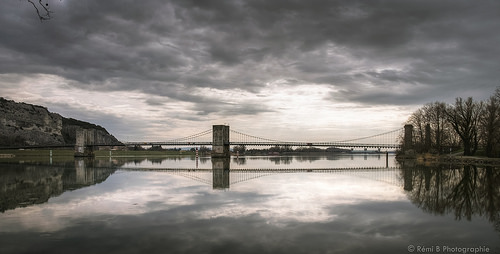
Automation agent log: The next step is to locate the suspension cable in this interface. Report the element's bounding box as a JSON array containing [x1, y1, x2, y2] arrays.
[[166, 129, 212, 142], [333, 128, 402, 143]]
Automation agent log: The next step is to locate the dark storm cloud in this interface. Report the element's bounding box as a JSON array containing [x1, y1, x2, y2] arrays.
[[45, 101, 145, 138], [1, 0, 499, 110]]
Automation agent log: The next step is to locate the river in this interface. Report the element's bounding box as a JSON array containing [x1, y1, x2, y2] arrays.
[[0, 155, 499, 254]]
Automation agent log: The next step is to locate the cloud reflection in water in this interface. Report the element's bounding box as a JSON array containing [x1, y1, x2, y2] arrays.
[[0, 158, 499, 254]]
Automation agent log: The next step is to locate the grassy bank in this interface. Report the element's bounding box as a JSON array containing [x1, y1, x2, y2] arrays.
[[0, 149, 74, 157], [0, 149, 197, 158]]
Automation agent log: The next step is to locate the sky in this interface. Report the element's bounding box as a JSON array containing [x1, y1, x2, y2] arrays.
[[1, 0, 499, 142]]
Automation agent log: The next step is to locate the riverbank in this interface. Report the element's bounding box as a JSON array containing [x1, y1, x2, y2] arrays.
[[0, 149, 198, 158]]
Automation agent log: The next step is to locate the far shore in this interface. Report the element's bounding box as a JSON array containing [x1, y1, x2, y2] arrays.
[[3, 148, 500, 166]]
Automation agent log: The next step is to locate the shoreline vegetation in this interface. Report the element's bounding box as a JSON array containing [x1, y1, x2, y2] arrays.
[[400, 88, 500, 159], [395, 87, 500, 167]]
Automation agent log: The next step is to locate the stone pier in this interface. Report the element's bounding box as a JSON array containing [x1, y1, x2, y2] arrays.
[[424, 123, 431, 152], [75, 129, 96, 157], [404, 124, 414, 152], [212, 125, 230, 158]]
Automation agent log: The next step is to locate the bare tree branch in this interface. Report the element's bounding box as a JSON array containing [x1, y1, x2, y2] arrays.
[[27, 0, 52, 22]]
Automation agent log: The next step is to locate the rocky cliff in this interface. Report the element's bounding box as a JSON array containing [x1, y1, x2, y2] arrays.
[[0, 98, 121, 147]]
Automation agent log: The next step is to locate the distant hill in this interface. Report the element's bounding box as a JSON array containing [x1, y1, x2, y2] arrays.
[[0, 97, 121, 147]]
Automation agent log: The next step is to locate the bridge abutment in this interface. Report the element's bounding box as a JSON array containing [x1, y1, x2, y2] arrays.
[[75, 129, 96, 157], [212, 125, 230, 158]]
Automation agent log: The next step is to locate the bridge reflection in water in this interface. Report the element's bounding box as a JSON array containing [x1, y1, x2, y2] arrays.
[[122, 158, 500, 233], [123, 157, 402, 190], [1, 157, 499, 234]]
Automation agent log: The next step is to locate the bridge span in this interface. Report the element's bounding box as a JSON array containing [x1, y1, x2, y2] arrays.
[[2, 125, 402, 157], [122, 125, 402, 150], [123, 141, 399, 149]]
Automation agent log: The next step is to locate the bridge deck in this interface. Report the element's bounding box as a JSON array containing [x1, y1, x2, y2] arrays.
[[122, 141, 400, 149]]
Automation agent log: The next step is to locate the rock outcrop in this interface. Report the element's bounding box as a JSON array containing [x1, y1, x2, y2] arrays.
[[0, 98, 121, 147]]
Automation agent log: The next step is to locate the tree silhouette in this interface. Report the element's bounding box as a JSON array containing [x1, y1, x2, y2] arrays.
[[445, 97, 483, 156]]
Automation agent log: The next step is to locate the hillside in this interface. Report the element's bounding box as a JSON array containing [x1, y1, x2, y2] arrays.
[[0, 98, 121, 147]]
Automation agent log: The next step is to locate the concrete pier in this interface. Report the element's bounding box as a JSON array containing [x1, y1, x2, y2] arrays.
[[75, 129, 96, 157], [212, 125, 230, 158]]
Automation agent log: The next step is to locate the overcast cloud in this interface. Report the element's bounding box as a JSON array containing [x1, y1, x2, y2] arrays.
[[1, 0, 499, 141]]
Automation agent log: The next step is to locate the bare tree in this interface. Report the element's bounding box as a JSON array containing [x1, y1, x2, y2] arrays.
[[481, 88, 500, 157], [27, 0, 52, 21], [427, 102, 448, 151], [446, 97, 483, 156], [406, 108, 427, 152], [405, 101, 457, 153]]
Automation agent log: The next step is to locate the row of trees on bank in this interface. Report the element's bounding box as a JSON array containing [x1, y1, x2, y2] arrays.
[[405, 88, 500, 157]]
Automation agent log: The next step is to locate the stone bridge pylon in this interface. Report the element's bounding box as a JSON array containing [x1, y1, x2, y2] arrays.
[[212, 125, 230, 158], [75, 129, 96, 157]]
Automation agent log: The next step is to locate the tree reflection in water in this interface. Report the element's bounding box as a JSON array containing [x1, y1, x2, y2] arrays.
[[401, 161, 500, 232]]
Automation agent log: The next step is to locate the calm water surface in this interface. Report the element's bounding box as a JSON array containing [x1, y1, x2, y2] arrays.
[[0, 155, 499, 254]]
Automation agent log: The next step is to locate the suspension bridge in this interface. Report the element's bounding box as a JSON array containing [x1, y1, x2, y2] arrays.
[[122, 125, 402, 149], [69, 124, 404, 157]]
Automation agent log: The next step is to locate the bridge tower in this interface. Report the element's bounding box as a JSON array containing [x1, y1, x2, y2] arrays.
[[75, 129, 96, 157], [212, 125, 230, 158], [403, 124, 414, 151]]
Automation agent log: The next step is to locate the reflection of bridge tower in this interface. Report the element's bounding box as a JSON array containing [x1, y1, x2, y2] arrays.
[[212, 125, 230, 158], [70, 158, 117, 188], [75, 158, 95, 184], [212, 158, 230, 189], [401, 160, 415, 191]]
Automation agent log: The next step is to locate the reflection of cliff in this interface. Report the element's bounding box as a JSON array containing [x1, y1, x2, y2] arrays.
[[401, 162, 500, 232], [0, 164, 64, 212], [0, 160, 116, 212]]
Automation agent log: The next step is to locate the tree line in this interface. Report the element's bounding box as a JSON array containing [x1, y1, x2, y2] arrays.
[[404, 88, 500, 157]]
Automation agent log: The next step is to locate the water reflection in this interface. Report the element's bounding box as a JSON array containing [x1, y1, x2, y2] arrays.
[[0, 159, 118, 212], [401, 161, 500, 232], [0, 156, 499, 253], [117, 154, 393, 168], [3, 156, 499, 228]]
